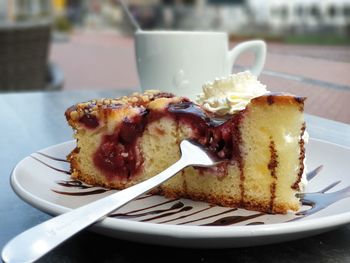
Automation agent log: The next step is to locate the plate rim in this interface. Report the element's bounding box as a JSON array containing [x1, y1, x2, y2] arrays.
[[10, 138, 350, 242]]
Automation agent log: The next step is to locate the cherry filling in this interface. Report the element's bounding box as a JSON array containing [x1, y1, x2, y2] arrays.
[[167, 101, 243, 160], [79, 113, 99, 129], [92, 101, 244, 180], [93, 110, 148, 179]]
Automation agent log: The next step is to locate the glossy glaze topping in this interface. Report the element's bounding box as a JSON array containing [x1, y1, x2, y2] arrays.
[[79, 113, 99, 129], [168, 101, 243, 160]]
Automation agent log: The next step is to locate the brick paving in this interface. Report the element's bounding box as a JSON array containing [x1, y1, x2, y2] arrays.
[[265, 43, 350, 63], [260, 75, 350, 124], [50, 31, 139, 90], [50, 31, 350, 124]]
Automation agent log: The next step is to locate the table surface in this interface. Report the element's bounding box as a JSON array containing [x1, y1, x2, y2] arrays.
[[1, 90, 350, 263]]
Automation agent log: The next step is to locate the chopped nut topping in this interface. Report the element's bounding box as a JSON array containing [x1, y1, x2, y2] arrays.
[[130, 97, 139, 103], [65, 90, 177, 125], [69, 111, 80, 120]]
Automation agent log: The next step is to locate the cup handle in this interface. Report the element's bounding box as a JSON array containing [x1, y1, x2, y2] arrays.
[[228, 40, 266, 76]]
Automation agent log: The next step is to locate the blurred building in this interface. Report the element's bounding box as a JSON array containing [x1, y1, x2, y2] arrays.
[[0, 0, 69, 22], [117, 0, 350, 36], [1, 0, 349, 37], [249, 0, 350, 35]]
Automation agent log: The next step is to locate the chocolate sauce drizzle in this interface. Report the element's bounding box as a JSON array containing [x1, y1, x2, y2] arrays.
[[36, 152, 69, 163], [158, 206, 213, 224], [30, 155, 71, 175], [111, 199, 180, 218], [178, 208, 238, 225], [52, 180, 109, 196], [202, 213, 264, 226], [52, 189, 108, 196], [140, 205, 193, 222], [32, 154, 350, 226], [56, 180, 92, 189]]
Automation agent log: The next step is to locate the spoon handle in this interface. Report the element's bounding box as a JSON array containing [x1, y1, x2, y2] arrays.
[[119, 0, 141, 31], [2, 158, 188, 263]]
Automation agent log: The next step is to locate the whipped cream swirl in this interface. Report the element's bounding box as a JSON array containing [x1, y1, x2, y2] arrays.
[[196, 71, 268, 115]]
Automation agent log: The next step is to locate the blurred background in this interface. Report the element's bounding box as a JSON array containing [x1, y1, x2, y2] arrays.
[[0, 0, 349, 123], [2, 0, 349, 40]]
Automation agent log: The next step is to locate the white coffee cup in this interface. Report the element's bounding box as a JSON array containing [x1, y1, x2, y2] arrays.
[[135, 30, 266, 100]]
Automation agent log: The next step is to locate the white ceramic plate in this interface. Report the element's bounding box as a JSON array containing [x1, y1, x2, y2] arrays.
[[10, 138, 350, 248]]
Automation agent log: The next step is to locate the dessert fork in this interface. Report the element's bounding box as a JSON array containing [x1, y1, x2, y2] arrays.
[[2, 139, 222, 263]]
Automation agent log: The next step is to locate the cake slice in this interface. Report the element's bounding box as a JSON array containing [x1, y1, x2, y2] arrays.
[[65, 89, 306, 214]]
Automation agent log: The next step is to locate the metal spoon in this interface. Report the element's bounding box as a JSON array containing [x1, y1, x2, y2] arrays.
[[2, 139, 222, 263], [119, 0, 141, 31]]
